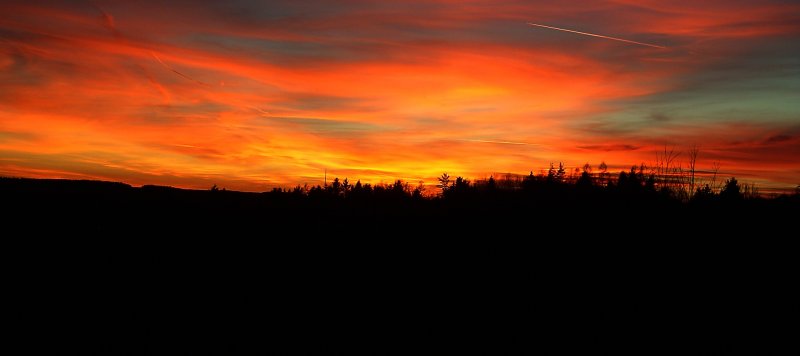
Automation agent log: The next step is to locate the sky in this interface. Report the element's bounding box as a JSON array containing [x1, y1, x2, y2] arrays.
[[1, 0, 799, 191]]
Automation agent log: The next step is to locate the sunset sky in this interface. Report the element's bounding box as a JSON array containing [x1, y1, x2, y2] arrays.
[[1, 0, 798, 191]]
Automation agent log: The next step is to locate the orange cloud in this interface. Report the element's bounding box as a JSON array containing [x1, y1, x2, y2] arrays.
[[1, 1, 798, 191]]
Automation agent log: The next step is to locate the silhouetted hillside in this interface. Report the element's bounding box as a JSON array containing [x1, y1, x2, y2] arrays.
[[4, 176, 797, 355], [4, 173, 797, 231]]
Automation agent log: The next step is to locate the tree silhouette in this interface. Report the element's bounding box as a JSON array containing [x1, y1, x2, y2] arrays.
[[556, 162, 566, 182], [329, 177, 342, 195], [693, 184, 714, 202], [720, 177, 742, 200], [437, 173, 451, 192], [617, 171, 629, 190], [688, 145, 699, 199], [447, 176, 471, 197], [412, 181, 425, 199], [523, 171, 535, 187], [342, 178, 351, 195], [547, 163, 556, 183], [454, 177, 470, 190], [598, 161, 609, 186], [391, 180, 408, 196], [645, 174, 656, 193], [576, 171, 593, 189]]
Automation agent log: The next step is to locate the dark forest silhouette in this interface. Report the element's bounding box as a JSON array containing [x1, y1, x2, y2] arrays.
[[3, 166, 798, 355], [5, 157, 793, 219], [3, 168, 798, 232]]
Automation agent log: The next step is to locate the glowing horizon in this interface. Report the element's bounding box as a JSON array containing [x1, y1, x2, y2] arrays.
[[1, 1, 799, 192]]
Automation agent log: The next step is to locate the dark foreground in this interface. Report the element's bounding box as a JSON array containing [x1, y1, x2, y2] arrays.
[[4, 178, 798, 355]]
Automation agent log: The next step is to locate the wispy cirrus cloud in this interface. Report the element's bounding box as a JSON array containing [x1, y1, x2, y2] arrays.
[[1, 0, 798, 190]]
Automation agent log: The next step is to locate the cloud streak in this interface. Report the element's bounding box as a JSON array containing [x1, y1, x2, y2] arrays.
[[0, 1, 798, 191], [526, 22, 666, 49], [151, 52, 207, 85], [458, 139, 542, 146]]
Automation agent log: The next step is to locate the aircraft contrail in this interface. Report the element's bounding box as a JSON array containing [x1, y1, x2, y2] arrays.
[[459, 139, 541, 146], [526, 22, 666, 49], [250, 106, 271, 116], [151, 52, 207, 85], [88, 1, 121, 38]]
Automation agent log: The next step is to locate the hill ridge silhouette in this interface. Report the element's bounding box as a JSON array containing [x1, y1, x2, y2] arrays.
[[4, 174, 797, 355]]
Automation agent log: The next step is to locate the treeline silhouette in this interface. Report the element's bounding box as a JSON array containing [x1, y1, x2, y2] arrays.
[[4, 170, 798, 355], [4, 167, 798, 231], [270, 164, 774, 204]]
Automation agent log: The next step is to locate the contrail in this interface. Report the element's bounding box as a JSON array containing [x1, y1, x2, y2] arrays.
[[151, 52, 207, 85], [139, 64, 172, 104], [250, 106, 271, 116], [459, 139, 541, 146], [88, 1, 121, 38], [527, 22, 666, 49]]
